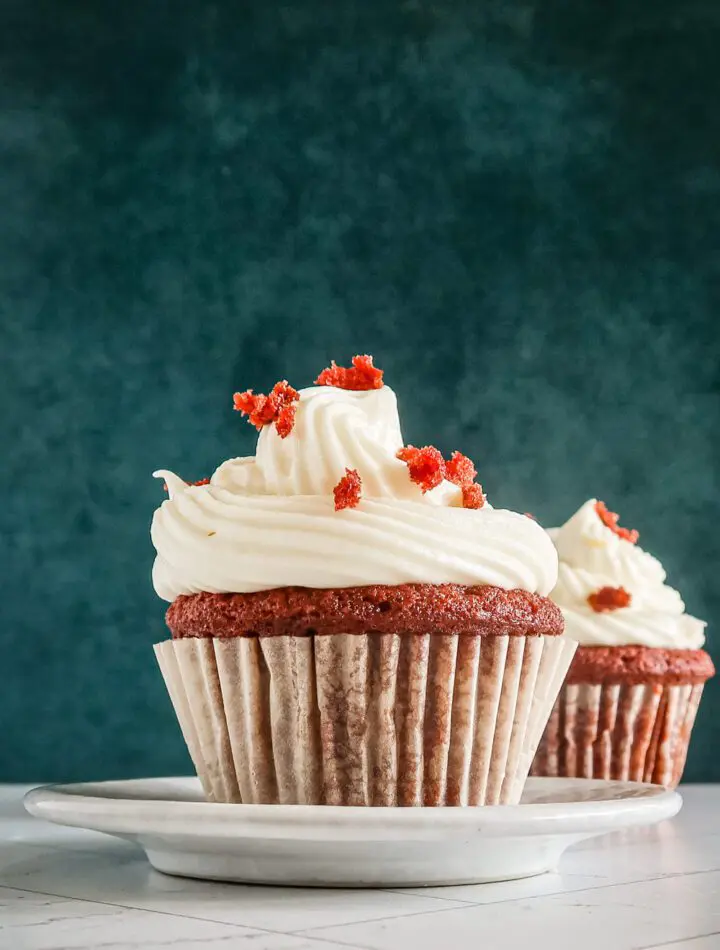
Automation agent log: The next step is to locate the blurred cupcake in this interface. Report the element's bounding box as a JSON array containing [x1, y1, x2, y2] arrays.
[[151, 356, 575, 806], [532, 499, 714, 787]]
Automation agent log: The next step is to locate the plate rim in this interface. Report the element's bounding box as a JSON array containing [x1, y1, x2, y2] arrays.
[[24, 776, 683, 841]]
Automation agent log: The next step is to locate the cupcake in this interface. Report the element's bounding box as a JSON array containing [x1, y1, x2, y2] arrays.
[[152, 356, 575, 805], [531, 499, 714, 787]]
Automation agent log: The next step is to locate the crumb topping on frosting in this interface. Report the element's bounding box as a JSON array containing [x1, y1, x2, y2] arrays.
[[233, 380, 300, 439], [315, 354, 384, 391], [587, 585, 632, 613], [333, 468, 362, 511], [595, 500, 639, 544]]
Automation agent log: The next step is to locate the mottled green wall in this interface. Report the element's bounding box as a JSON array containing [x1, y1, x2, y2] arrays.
[[2, 1, 718, 782]]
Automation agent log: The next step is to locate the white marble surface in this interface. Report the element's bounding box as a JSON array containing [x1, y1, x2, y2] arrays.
[[1, 784, 719, 950]]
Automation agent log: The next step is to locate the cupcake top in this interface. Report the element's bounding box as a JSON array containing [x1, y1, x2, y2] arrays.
[[151, 356, 557, 601], [549, 498, 706, 649]]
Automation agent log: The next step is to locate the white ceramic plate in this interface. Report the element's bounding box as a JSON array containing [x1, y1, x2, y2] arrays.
[[25, 777, 681, 888]]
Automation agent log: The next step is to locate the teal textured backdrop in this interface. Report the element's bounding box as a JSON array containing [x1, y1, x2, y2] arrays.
[[1, 1, 718, 781]]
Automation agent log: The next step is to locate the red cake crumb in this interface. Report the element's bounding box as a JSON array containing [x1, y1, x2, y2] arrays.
[[595, 501, 639, 544], [397, 445, 485, 504], [462, 484, 486, 509], [233, 380, 300, 438], [588, 586, 632, 613], [163, 477, 210, 492], [396, 445, 446, 492], [524, 512, 537, 520], [334, 468, 362, 510], [445, 451, 477, 488], [446, 452, 484, 507], [315, 355, 384, 391]]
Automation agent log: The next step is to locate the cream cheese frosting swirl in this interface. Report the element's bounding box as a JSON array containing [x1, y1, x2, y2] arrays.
[[151, 385, 558, 601], [550, 499, 705, 648]]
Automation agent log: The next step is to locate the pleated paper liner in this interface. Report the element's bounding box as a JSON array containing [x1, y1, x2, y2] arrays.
[[530, 681, 704, 788], [155, 631, 576, 806]]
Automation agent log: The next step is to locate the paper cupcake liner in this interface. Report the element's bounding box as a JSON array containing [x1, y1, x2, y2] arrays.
[[155, 632, 576, 806], [530, 681, 704, 787]]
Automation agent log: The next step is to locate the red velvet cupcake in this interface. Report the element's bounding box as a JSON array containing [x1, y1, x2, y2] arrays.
[[151, 357, 574, 805], [531, 500, 714, 787]]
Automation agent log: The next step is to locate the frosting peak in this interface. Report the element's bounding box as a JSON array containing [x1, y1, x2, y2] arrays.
[[550, 499, 705, 648], [205, 386, 463, 505], [151, 384, 558, 602]]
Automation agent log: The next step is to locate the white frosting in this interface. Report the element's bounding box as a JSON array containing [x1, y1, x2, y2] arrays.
[[151, 385, 557, 601], [550, 499, 705, 648]]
